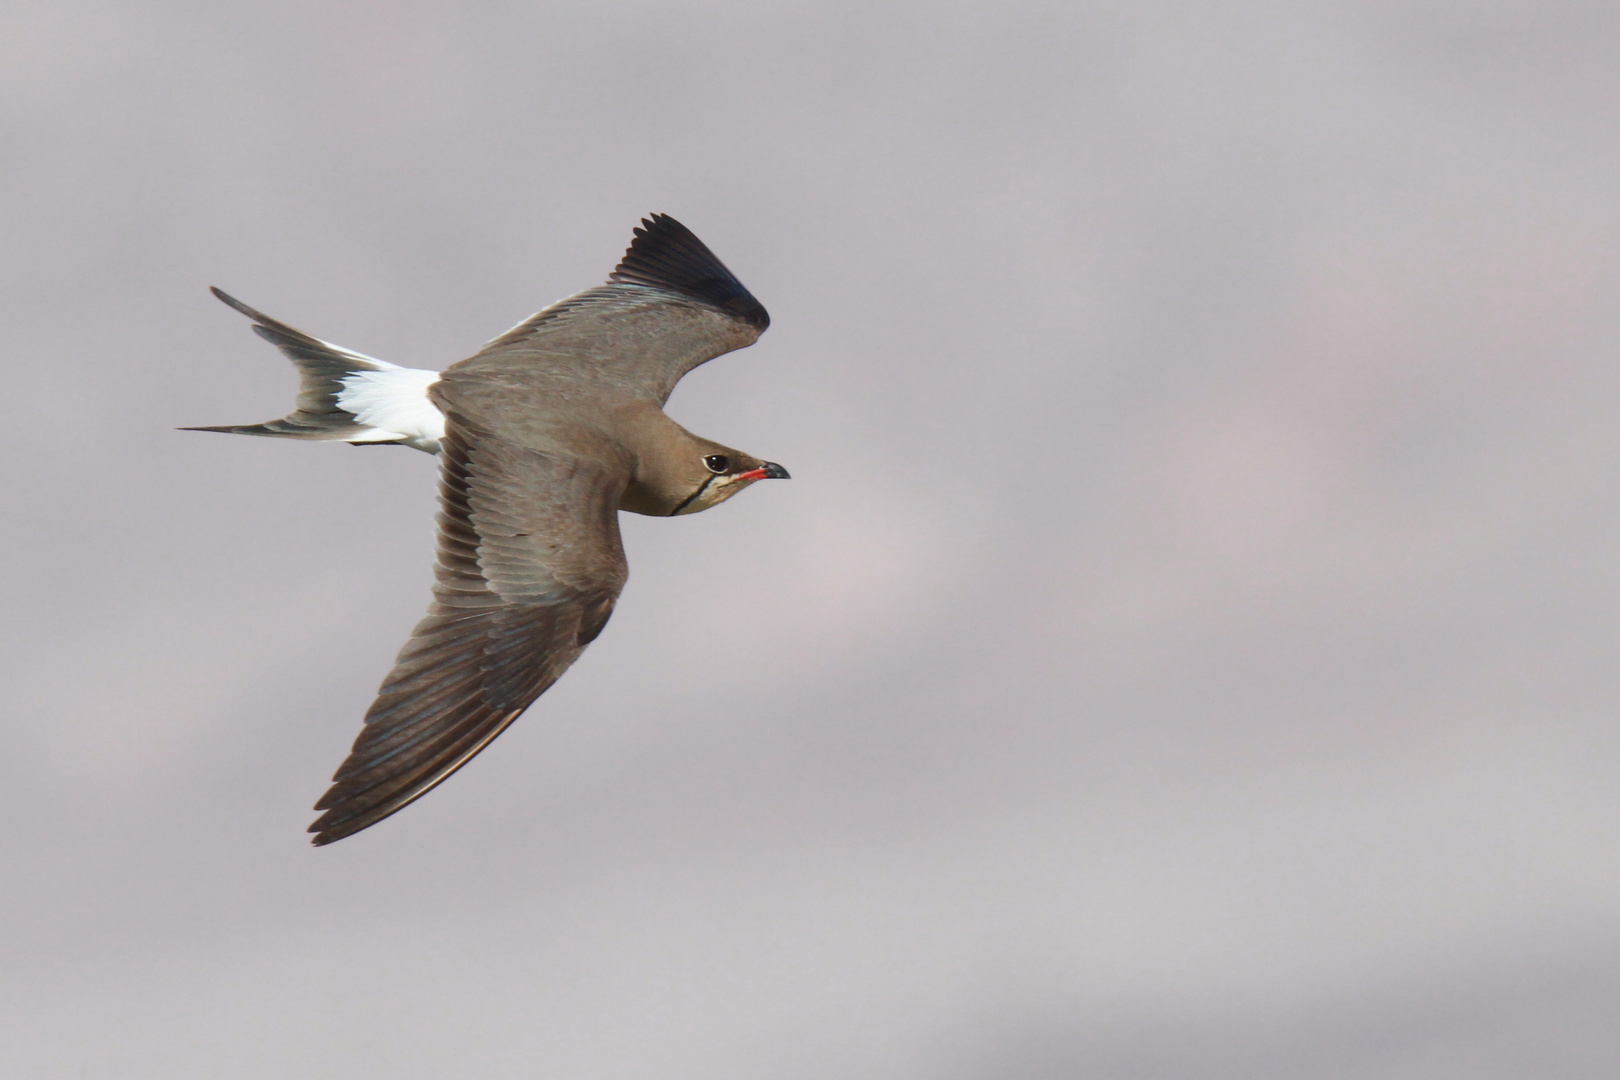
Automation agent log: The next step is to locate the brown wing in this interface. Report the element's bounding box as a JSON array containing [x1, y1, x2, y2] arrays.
[[309, 419, 630, 845], [448, 214, 769, 405]]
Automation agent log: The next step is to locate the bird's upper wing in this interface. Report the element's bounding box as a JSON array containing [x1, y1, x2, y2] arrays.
[[448, 214, 770, 405], [309, 416, 630, 845]]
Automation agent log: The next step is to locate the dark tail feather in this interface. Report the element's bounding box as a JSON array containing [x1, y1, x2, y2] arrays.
[[185, 287, 392, 442]]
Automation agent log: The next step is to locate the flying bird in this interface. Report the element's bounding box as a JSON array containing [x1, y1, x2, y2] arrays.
[[187, 215, 788, 845]]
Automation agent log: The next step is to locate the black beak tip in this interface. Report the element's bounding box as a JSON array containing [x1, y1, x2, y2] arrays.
[[763, 462, 791, 480]]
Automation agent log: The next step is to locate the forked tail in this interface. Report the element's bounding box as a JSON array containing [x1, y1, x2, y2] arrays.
[[183, 287, 444, 454]]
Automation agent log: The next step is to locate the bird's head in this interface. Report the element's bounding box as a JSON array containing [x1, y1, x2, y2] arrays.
[[666, 443, 791, 516]]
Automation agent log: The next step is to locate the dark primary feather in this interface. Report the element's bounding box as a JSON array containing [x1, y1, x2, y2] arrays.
[[308, 419, 629, 845], [184, 288, 388, 440], [609, 213, 770, 330]]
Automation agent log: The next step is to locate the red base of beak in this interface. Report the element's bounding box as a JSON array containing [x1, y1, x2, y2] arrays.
[[736, 462, 790, 481]]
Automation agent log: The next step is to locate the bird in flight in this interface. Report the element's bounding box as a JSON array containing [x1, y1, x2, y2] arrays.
[[188, 215, 788, 845]]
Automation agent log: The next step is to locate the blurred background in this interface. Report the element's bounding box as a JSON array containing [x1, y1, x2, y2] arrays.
[[4, 1, 1620, 1076]]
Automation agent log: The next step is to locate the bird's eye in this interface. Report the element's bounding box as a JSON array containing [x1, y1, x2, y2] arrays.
[[704, 455, 730, 473]]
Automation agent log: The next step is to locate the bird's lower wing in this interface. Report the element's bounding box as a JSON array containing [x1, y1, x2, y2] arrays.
[[309, 423, 628, 845]]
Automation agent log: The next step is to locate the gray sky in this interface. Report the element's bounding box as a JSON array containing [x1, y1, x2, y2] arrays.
[[5, 1, 1620, 1076]]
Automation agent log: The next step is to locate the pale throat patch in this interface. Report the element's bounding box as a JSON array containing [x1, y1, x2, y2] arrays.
[[676, 474, 756, 515]]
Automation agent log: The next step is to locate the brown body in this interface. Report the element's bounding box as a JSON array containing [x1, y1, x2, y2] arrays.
[[190, 216, 787, 844]]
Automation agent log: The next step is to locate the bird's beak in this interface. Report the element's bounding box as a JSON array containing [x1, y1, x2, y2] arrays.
[[738, 462, 791, 481]]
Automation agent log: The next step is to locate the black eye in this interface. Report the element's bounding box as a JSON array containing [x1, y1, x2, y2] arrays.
[[704, 454, 730, 474]]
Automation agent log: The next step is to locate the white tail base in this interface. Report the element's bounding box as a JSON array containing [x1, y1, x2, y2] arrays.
[[337, 365, 446, 453]]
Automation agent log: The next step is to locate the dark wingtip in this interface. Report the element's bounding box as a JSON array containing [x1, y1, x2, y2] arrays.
[[307, 811, 358, 846], [608, 213, 770, 331]]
